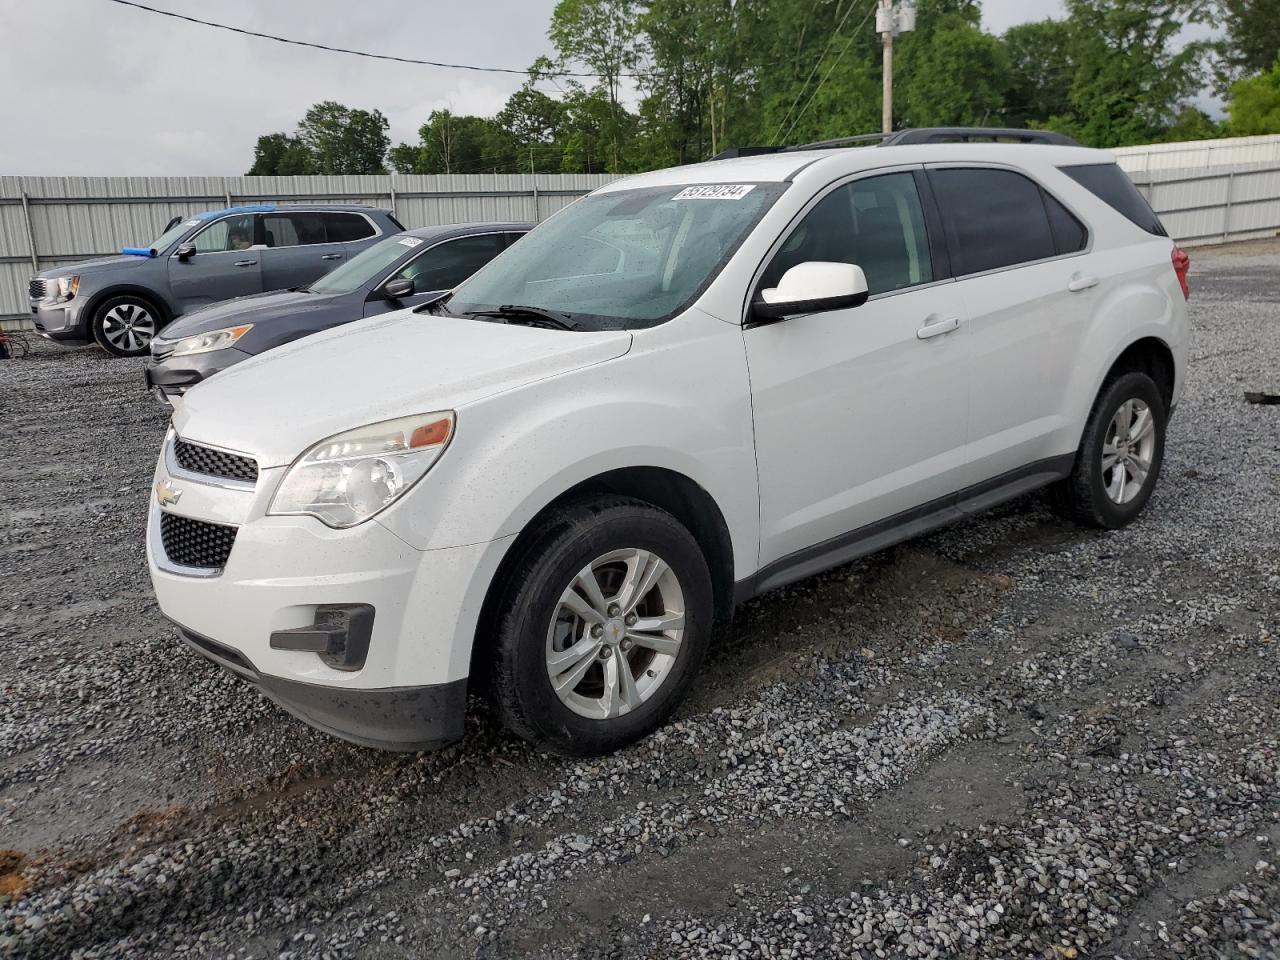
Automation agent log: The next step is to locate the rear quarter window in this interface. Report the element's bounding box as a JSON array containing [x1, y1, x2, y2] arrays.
[[1060, 163, 1167, 237]]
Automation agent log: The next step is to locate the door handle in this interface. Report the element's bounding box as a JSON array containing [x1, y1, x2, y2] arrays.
[[234, 259, 257, 267], [916, 316, 961, 340], [321, 254, 343, 261], [1068, 275, 1099, 292]]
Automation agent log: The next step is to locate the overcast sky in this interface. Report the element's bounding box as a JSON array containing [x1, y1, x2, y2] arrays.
[[0, 0, 1099, 176]]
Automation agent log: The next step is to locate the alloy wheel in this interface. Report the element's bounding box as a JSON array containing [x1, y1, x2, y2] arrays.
[[1101, 398, 1157, 504], [544, 548, 686, 720], [101, 303, 157, 353]]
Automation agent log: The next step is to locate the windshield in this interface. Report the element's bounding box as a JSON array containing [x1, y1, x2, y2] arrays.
[[309, 234, 420, 294], [449, 183, 784, 330], [149, 217, 201, 253]]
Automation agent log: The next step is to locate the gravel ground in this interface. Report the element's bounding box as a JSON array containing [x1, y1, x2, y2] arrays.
[[1, 243, 1277, 959]]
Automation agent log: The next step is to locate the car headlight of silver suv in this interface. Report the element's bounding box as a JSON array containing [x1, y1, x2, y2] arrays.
[[269, 413, 455, 528], [47, 276, 80, 303], [166, 323, 254, 357]]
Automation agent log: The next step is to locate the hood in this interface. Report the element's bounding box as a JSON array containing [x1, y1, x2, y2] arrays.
[[38, 254, 153, 278], [174, 311, 634, 467], [162, 289, 347, 339]]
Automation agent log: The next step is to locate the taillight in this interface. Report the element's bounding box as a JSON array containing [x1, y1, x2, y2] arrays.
[[1172, 247, 1191, 300]]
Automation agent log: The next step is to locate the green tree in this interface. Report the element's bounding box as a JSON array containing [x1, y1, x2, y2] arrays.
[[1160, 106, 1221, 141], [1214, 0, 1280, 90], [246, 132, 314, 175], [1227, 57, 1280, 135], [899, 23, 1008, 127], [1051, 0, 1210, 147], [1002, 20, 1076, 127], [295, 101, 391, 175]]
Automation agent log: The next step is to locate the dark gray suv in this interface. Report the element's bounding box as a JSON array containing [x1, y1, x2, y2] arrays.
[[28, 203, 401, 356]]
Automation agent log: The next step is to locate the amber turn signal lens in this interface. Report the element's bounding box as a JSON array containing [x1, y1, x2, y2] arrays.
[[409, 418, 452, 449]]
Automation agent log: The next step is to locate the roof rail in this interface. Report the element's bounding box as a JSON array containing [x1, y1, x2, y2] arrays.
[[878, 127, 1080, 147], [706, 127, 1079, 161]]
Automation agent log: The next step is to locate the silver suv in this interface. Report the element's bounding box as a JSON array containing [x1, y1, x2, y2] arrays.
[[28, 203, 401, 356]]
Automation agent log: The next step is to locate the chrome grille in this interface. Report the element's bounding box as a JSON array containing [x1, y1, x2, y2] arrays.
[[173, 439, 259, 484], [29, 278, 47, 301], [159, 513, 237, 570]]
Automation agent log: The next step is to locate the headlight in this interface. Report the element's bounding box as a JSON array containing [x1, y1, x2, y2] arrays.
[[47, 276, 79, 303], [167, 324, 254, 358], [269, 413, 455, 528]]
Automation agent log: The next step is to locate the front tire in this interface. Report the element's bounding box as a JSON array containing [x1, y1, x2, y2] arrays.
[[1052, 370, 1167, 529], [92, 294, 162, 357], [488, 497, 714, 757]]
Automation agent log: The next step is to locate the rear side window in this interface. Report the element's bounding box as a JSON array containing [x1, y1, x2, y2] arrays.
[[929, 168, 1056, 275], [262, 212, 327, 247], [1060, 163, 1167, 237], [324, 213, 377, 242], [1043, 191, 1088, 255]]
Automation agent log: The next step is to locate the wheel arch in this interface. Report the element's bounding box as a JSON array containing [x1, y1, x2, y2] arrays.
[[1099, 335, 1176, 412], [469, 466, 737, 683], [82, 285, 174, 335]]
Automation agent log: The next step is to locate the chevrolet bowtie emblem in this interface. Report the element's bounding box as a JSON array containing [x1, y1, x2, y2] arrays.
[[155, 478, 183, 507]]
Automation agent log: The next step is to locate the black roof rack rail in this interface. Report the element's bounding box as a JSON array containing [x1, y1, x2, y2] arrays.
[[707, 127, 1079, 161], [878, 127, 1079, 147]]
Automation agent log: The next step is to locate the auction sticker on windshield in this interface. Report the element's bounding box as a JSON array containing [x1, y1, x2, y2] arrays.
[[398, 237, 424, 247], [672, 184, 756, 201]]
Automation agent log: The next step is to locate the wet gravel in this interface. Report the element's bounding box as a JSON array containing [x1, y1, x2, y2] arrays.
[[1, 242, 1278, 958]]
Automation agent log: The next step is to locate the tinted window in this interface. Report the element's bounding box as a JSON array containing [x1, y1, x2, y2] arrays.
[[1060, 163, 1167, 236], [262, 212, 327, 247], [324, 213, 377, 242], [930, 168, 1056, 275], [1044, 191, 1088, 255], [400, 234, 504, 290], [761, 172, 933, 296], [192, 213, 255, 253]]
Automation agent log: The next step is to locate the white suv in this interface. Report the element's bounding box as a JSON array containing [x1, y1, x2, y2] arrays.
[[147, 130, 1190, 756]]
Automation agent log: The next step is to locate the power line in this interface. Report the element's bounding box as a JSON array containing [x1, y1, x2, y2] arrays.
[[770, 0, 863, 145], [779, 2, 879, 146], [102, 0, 639, 79]]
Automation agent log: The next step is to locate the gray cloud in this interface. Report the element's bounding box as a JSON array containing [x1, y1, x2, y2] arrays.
[[0, 0, 1131, 176]]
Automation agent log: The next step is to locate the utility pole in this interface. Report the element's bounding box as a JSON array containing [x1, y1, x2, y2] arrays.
[[876, 1, 916, 135], [879, 0, 894, 135]]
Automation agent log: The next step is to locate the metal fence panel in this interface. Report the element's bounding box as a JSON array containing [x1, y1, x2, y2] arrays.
[[1, 173, 618, 326], [6, 158, 1280, 329]]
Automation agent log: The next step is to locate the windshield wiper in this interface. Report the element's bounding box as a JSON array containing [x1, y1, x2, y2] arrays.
[[469, 304, 579, 331]]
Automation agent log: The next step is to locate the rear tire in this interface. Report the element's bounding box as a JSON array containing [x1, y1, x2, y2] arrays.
[[1051, 371, 1166, 529], [487, 497, 713, 757], [92, 294, 162, 357]]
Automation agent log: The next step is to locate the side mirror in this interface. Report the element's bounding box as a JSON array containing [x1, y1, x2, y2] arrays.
[[383, 277, 415, 300], [175, 244, 197, 262], [751, 262, 869, 322]]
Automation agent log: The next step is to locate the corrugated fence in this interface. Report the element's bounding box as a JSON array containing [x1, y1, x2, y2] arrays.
[[0, 173, 618, 327], [3, 159, 1280, 328]]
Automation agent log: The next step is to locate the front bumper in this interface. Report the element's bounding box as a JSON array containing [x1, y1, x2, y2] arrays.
[[146, 436, 507, 750], [177, 623, 467, 751], [145, 346, 252, 406], [29, 298, 87, 341]]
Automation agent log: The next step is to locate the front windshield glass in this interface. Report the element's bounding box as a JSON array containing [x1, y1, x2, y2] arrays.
[[309, 235, 419, 294], [449, 183, 784, 329], [149, 217, 201, 253]]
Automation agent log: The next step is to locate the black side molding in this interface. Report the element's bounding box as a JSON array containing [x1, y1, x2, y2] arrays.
[[734, 454, 1075, 604]]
